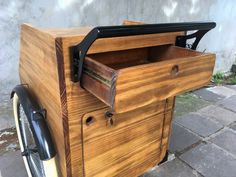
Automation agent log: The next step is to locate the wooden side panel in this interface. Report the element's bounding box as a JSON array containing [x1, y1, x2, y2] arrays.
[[159, 98, 175, 160], [61, 40, 108, 177], [63, 31, 184, 55], [123, 20, 145, 25], [82, 101, 173, 177], [19, 24, 67, 176]]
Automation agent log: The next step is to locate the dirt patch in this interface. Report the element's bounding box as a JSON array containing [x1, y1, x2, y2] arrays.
[[0, 127, 20, 155]]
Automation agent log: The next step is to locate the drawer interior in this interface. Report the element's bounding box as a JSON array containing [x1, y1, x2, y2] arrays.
[[87, 44, 202, 70]]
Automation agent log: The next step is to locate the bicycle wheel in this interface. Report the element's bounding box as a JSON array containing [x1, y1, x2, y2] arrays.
[[13, 92, 58, 177]]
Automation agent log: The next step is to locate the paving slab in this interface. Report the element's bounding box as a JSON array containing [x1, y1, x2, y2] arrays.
[[169, 123, 201, 153], [0, 93, 14, 131], [229, 122, 236, 131], [218, 95, 236, 112], [226, 85, 236, 91], [198, 105, 236, 126], [0, 116, 15, 131], [0, 150, 27, 177], [141, 158, 202, 177], [209, 129, 236, 156], [175, 113, 223, 137], [193, 88, 225, 102], [174, 93, 210, 117], [180, 143, 236, 177], [207, 86, 236, 98]]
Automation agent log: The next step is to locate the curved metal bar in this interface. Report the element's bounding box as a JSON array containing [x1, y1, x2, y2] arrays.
[[72, 22, 216, 82], [175, 29, 210, 50], [11, 85, 56, 160]]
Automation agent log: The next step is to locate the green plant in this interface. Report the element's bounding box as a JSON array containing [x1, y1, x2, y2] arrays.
[[228, 75, 236, 85], [212, 72, 224, 85]]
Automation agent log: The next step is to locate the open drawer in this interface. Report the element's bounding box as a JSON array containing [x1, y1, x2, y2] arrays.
[[81, 45, 215, 113]]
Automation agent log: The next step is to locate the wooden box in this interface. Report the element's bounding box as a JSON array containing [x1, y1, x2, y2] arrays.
[[19, 22, 215, 177]]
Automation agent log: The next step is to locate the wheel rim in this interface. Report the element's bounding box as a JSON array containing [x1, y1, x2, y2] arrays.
[[17, 102, 45, 177]]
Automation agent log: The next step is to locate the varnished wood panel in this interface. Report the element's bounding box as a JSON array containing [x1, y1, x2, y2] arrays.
[[82, 104, 173, 177], [82, 45, 215, 113], [19, 24, 67, 177], [61, 38, 107, 177], [64, 31, 184, 55], [55, 38, 71, 176], [115, 48, 215, 113], [159, 98, 175, 160], [123, 20, 145, 25], [41, 20, 143, 37], [40, 25, 183, 53]]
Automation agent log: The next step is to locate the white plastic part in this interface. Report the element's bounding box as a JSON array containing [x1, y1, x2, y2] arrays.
[[43, 157, 59, 177]]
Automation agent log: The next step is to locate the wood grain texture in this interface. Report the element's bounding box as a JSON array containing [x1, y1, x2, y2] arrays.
[[60, 28, 184, 177], [19, 24, 67, 177], [55, 38, 71, 177], [115, 47, 215, 113], [61, 37, 107, 177], [82, 101, 173, 177], [123, 20, 145, 25], [82, 45, 215, 113], [159, 98, 175, 160], [18, 22, 215, 177]]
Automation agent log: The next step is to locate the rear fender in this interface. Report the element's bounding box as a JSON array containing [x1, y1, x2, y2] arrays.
[[11, 85, 56, 160]]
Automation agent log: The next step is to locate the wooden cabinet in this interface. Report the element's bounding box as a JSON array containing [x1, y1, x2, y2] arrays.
[[82, 98, 174, 177], [19, 22, 215, 177]]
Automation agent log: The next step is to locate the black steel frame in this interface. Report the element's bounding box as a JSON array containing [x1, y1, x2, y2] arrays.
[[71, 22, 216, 82]]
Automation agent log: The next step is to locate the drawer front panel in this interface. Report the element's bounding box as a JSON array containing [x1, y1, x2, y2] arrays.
[[115, 54, 215, 112], [82, 45, 215, 113]]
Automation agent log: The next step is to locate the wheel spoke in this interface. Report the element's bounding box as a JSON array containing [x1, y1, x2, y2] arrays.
[[19, 105, 35, 148], [28, 152, 45, 177], [19, 106, 29, 146], [17, 103, 45, 177]]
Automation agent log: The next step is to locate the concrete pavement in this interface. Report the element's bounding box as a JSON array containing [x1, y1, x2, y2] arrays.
[[144, 85, 236, 177]]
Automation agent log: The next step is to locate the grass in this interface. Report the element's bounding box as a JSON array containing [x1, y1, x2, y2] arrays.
[[174, 93, 210, 117], [212, 72, 224, 85], [211, 72, 236, 85], [228, 75, 236, 85]]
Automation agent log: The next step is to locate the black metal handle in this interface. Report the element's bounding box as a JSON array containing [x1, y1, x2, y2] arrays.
[[72, 22, 216, 82]]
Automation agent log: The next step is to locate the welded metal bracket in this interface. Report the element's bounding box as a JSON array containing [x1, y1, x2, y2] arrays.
[[175, 29, 210, 50]]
